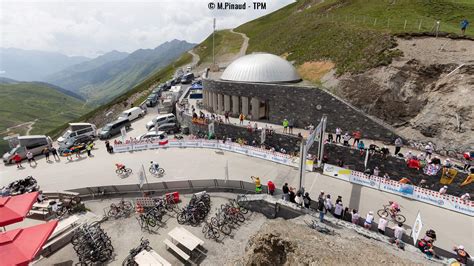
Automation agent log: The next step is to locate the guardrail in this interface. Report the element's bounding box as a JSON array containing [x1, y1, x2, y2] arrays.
[[67, 179, 271, 200], [323, 164, 474, 216], [113, 139, 314, 170]]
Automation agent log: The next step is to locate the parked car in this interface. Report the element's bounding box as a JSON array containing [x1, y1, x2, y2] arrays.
[[148, 122, 179, 134], [181, 73, 195, 84], [118, 107, 145, 121], [99, 118, 131, 140], [57, 123, 97, 148], [146, 93, 159, 107], [139, 131, 167, 141], [3, 135, 53, 164], [145, 114, 176, 130]]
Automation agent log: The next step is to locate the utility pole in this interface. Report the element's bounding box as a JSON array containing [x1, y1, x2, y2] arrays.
[[298, 140, 306, 191], [213, 18, 216, 67]]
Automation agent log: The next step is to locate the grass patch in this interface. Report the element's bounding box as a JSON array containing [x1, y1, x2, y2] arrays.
[[194, 30, 243, 65], [237, 0, 474, 74]]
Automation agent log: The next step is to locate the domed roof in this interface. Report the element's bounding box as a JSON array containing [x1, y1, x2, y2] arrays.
[[220, 53, 301, 83]]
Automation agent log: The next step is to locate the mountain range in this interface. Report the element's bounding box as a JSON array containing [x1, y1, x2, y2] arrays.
[[0, 48, 90, 81], [45, 39, 195, 104]]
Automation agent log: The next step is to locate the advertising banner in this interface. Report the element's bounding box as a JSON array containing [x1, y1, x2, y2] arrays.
[[167, 141, 182, 148], [113, 144, 132, 153], [250, 150, 267, 160], [218, 144, 232, 151], [132, 143, 148, 151], [233, 146, 248, 155], [201, 141, 218, 149], [184, 141, 201, 148], [148, 141, 164, 149], [350, 172, 380, 189], [323, 164, 351, 182]]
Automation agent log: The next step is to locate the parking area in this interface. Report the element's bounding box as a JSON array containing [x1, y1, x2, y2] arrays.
[[35, 192, 266, 265]]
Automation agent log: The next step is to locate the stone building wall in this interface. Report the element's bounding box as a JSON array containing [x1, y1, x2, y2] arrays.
[[203, 79, 398, 142]]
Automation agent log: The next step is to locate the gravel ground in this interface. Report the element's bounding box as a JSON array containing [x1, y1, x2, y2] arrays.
[[35, 192, 267, 266]]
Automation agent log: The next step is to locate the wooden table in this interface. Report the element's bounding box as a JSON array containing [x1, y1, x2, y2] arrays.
[[167, 227, 204, 251], [134, 250, 171, 266]]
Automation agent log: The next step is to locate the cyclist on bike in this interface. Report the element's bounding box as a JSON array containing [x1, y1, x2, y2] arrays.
[[388, 200, 400, 217], [115, 163, 126, 170], [150, 161, 160, 171]]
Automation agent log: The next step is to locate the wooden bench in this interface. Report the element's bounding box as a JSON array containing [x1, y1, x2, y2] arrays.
[[163, 239, 190, 261], [134, 250, 171, 266]]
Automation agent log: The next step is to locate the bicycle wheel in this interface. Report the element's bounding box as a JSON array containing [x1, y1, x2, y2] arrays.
[[158, 168, 165, 175], [238, 206, 249, 214], [202, 224, 209, 234], [116, 169, 123, 175], [395, 214, 406, 224], [219, 223, 231, 235], [208, 227, 220, 240], [377, 209, 389, 218], [122, 201, 133, 211], [235, 212, 245, 223], [146, 217, 157, 227], [149, 167, 156, 175], [126, 168, 133, 174], [108, 208, 118, 218], [177, 212, 187, 224]]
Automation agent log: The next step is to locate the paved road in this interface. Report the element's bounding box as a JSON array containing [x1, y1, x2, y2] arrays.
[[0, 125, 472, 252]]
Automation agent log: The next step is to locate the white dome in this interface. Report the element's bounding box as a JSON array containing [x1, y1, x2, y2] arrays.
[[220, 53, 301, 83]]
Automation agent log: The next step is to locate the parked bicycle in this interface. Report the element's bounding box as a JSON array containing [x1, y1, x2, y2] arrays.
[[122, 238, 151, 266], [107, 199, 133, 218], [202, 219, 220, 240], [305, 219, 339, 236], [177, 192, 211, 226], [377, 205, 406, 223], [72, 223, 114, 264]]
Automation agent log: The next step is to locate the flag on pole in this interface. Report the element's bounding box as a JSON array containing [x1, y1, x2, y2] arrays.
[[411, 212, 423, 245], [213, 18, 216, 31], [138, 164, 146, 189], [364, 148, 369, 169]]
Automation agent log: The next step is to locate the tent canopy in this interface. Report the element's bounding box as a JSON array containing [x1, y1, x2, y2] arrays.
[[0, 220, 58, 266], [0, 191, 39, 227]]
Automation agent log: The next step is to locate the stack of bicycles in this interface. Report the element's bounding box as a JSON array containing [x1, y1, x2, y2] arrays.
[[122, 238, 151, 266], [177, 192, 211, 226], [72, 222, 114, 264], [107, 199, 134, 219], [137, 195, 179, 231], [202, 199, 249, 240]]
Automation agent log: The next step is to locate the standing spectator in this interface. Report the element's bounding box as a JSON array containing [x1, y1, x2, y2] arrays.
[[224, 111, 230, 123], [295, 191, 304, 207], [42, 147, 51, 162], [303, 192, 312, 209], [364, 211, 374, 230], [378, 215, 388, 235], [267, 180, 275, 195], [463, 153, 471, 172], [250, 176, 262, 193], [282, 119, 289, 133], [460, 193, 471, 201], [351, 209, 360, 224], [239, 113, 244, 125], [105, 140, 113, 153], [72, 146, 81, 158], [333, 199, 343, 219], [453, 245, 471, 265], [425, 143, 433, 160], [335, 127, 342, 143], [318, 190, 325, 200], [327, 133, 333, 143], [289, 187, 296, 203], [12, 153, 22, 168], [86, 142, 94, 157], [394, 137, 403, 155], [282, 183, 290, 201], [317, 195, 325, 222], [439, 185, 448, 195], [324, 195, 333, 214], [373, 166, 380, 177], [343, 133, 351, 146], [50, 146, 60, 160], [288, 119, 294, 134], [352, 130, 361, 147], [460, 19, 469, 36], [393, 223, 405, 240], [357, 140, 365, 156], [26, 150, 37, 167]]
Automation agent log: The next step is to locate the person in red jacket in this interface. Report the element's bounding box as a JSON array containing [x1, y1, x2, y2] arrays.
[[267, 181, 275, 195], [12, 153, 23, 168], [352, 130, 362, 147]]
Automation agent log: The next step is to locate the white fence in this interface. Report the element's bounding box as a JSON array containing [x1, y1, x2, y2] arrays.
[[323, 164, 474, 216], [113, 139, 314, 170]]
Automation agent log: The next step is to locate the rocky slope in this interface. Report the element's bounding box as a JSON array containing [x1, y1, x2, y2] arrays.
[[324, 36, 474, 152]]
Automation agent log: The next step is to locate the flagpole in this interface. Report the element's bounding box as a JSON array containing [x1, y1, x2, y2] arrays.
[[212, 18, 216, 67]]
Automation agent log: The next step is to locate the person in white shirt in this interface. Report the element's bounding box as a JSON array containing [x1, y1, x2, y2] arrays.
[[377, 215, 388, 235], [460, 193, 471, 201], [335, 127, 342, 143], [333, 201, 343, 219], [364, 211, 374, 229], [393, 223, 405, 240], [351, 209, 360, 224], [439, 185, 448, 195], [324, 195, 333, 214], [418, 153, 426, 161], [294, 191, 304, 207], [343, 133, 351, 146], [425, 144, 433, 159]]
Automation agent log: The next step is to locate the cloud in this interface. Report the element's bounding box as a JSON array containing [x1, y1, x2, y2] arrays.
[[1, 0, 294, 57]]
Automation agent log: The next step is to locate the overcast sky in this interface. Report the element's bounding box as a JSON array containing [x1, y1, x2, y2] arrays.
[[0, 0, 294, 58]]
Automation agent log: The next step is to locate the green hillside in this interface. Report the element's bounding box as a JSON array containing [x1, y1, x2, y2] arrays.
[[237, 0, 474, 74], [194, 30, 243, 65], [0, 82, 89, 153]]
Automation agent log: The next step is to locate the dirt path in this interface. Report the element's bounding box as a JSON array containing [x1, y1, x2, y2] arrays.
[[1, 119, 37, 135], [188, 50, 200, 68], [230, 28, 249, 57]]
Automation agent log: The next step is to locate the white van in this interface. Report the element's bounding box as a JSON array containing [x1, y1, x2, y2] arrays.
[[3, 135, 53, 164], [57, 123, 97, 148], [146, 114, 176, 130], [118, 107, 145, 122]]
